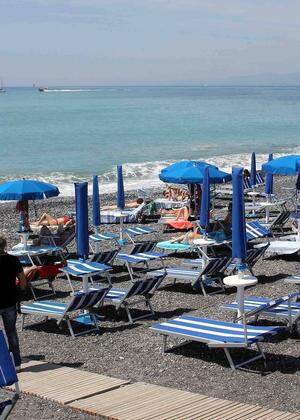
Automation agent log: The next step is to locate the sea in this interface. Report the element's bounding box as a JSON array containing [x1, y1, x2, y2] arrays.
[[1, 85, 300, 196]]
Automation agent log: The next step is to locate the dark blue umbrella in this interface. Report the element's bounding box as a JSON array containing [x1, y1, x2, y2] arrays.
[[265, 154, 274, 195], [117, 165, 125, 210], [75, 182, 89, 259], [159, 161, 231, 184], [92, 175, 101, 227], [199, 166, 210, 233], [296, 173, 300, 191], [250, 152, 256, 187], [0, 179, 59, 200], [262, 155, 300, 175], [232, 167, 247, 261]]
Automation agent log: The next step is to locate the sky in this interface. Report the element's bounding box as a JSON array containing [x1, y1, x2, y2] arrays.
[[1, 0, 300, 86]]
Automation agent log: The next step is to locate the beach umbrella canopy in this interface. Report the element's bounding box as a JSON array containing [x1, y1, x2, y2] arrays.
[[250, 152, 257, 187], [92, 175, 101, 227], [159, 160, 231, 184], [199, 166, 210, 231], [232, 167, 247, 260], [265, 153, 274, 195], [0, 179, 59, 200], [75, 182, 89, 259], [117, 165, 125, 210], [261, 155, 300, 175]]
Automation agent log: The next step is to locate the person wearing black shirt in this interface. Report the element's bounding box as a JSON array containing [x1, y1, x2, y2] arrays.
[[0, 235, 26, 370]]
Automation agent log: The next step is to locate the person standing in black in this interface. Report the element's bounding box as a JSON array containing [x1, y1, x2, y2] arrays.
[[0, 235, 26, 370]]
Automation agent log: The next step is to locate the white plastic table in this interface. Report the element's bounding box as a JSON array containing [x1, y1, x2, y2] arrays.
[[114, 212, 128, 241], [223, 274, 258, 322], [193, 237, 216, 261]]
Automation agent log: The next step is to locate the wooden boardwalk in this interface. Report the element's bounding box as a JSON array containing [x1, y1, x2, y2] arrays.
[[12, 359, 299, 419]]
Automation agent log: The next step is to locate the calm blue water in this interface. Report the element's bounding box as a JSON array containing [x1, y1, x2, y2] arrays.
[[0, 85, 299, 194]]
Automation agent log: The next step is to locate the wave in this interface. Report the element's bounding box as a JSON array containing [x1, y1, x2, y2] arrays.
[[1, 148, 299, 197], [42, 89, 97, 93]]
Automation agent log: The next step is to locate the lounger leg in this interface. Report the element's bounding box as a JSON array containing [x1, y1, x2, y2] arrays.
[[199, 279, 207, 297], [224, 348, 236, 370], [146, 298, 155, 317], [126, 262, 135, 282], [66, 273, 75, 293], [30, 284, 37, 300], [66, 319, 76, 339], [256, 342, 266, 367], [162, 335, 167, 353], [124, 305, 133, 324], [21, 314, 25, 331]]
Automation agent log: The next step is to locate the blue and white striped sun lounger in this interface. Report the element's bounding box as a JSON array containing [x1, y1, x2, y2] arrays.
[[89, 232, 119, 242], [21, 288, 111, 338], [0, 330, 20, 419], [100, 203, 146, 224], [223, 293, 300, 329], [246, 221, 270, 241], [102, 275, 165, 323], [116, 249, 167, 281], [61, 260, 112, 291], [123, 226, 156, 243], [150, 313, 284, 370], [151, 257, 230, 296]]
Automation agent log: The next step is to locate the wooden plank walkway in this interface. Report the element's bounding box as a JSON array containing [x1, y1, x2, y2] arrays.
[[11, 359, 299, 419], [69, 382, 300, 420], [12, 359, 129, 404]]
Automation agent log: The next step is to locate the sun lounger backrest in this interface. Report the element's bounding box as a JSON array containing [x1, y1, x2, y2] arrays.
[[67, 288, 110, 312], [243, 177, 251, 190], [202, 257, 228, 276], [237, 293, 300, 322], [246, 244, 269, 266], [91, 250, 118, 265], [271, 211, 291, 228], [246, 221, 270, 241], [256, 173, 265, 185], [125, 276, 164, 299], [0, 330, 18, 387]]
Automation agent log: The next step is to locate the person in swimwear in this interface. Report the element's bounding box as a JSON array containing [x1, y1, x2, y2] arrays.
[[31, 213, 74, 227]]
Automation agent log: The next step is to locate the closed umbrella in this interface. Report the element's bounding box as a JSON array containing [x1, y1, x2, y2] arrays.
[[92, 175, 101, 229], [250, 152, 256, 187], [117, 165, 125, 210], [232, 167, 247, 261], [75, 182, 89, 263], [265, 154, 274, 196], [199, 166, 210, 234]]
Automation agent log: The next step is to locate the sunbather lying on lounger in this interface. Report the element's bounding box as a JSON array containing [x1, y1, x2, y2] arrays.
[[169, 203, 232, 244], [160, 206, 191, 220], [102, 198, 144, 211], [31, 213, 74, 227], [22, 261, 66, 283], [163, 186, 189, 202]]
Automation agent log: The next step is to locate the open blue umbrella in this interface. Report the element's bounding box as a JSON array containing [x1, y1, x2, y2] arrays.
[[0, 179, 59, 200], [159, 161, 231, 184], [199, 166, 210, 233], [92, 175, 101, 227], [117, 165, 125, 210], [250, 152, 256, 187], [265, 154, 274, 195], [262, 155, 300, 175], [232, 167, 247, 261], [75, 182, 89, 259]]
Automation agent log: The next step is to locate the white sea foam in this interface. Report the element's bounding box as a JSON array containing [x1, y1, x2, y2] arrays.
[[2, 148, 299, 197], [42, 89, 97, 93]]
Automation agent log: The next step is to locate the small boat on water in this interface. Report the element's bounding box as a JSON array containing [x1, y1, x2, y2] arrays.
[[38, 87, 48, 92]]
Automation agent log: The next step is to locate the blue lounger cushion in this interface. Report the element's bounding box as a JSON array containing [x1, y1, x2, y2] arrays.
[[89, 232, 119, 242], [151, 315, 283, 345]]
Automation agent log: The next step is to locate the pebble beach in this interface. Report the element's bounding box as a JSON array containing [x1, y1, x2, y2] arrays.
[[0, 176, 299, 419]]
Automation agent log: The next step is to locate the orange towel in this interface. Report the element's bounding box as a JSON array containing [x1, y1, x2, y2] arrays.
[[167, 220, 194, 230]]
